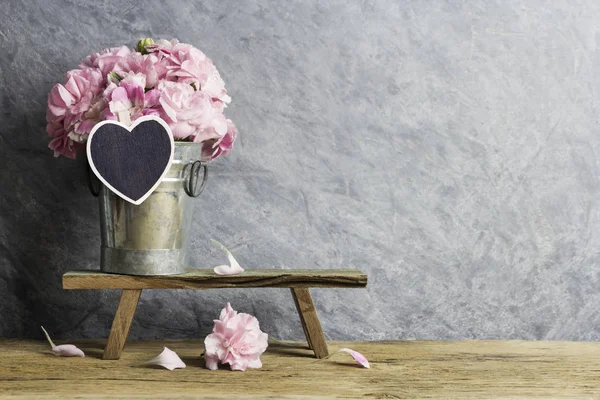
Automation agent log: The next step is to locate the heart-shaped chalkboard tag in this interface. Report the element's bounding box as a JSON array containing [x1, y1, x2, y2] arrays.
[[86, 116, 175, 205]]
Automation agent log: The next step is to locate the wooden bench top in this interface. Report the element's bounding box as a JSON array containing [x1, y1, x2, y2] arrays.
[[63, 269, 368, 289]]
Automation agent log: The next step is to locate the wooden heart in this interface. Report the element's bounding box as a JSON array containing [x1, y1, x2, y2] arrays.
[[86, 116, 174, 205]]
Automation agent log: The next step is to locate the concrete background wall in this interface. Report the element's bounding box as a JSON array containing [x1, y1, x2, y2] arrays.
[[2, 0, 600, 341]]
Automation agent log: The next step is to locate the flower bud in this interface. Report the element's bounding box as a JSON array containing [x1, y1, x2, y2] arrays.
[[136, 38, 154, 54], [108, 71, 122, 82]]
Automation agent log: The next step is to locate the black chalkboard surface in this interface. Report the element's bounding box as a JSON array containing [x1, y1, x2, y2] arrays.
[[86, 116, 175, 205]]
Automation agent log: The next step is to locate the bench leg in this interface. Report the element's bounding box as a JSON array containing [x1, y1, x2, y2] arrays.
[[290, 288, 329, 358], [291, 291, 313, 350], [102, 289, 142, 360]]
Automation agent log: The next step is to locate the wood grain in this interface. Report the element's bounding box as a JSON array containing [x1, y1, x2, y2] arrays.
[[102, 289, 142, 360], [291, 288, 328, 358], [62, 269, 367, 290], [1, 339, 600, 399]]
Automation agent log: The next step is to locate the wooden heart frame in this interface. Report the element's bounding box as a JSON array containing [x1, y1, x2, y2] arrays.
[[86, 116, 175, 205]]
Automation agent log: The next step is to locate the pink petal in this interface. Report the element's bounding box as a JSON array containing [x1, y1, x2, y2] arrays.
[[225, 252, 244, 273], [159, 93, 179, 122], [247, 358, 263, 369], [76, 119, 97, 135], [145, 347, 186, 370], [204, 332, 229, 366], [211, 240, 244, 275], [229, 360, 249, 371], [213, 264, 244, 275], [219, 302, 237, 323], [205, 354, 220, 370], [212, 116, 228, 136], [53, 344, 85, 357], [204, 333, 224, 354], [338, 348, 370, 368], [61, 77, 80, 102], [110, 87, 129, 103], [144, 89, 161, 107], [41, 326, 84, 357]]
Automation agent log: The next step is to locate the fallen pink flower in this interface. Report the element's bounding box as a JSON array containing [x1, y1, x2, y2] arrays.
[[211, 239, 244, 275], [144, 347, 186, 370], [337, 348, 370, 368], [41, 326, 85, 357], [204, 303, 268, 371]]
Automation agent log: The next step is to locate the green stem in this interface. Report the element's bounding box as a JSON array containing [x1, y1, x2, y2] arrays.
[[211, 239, 233, 257], [40, 326, 56, 348]]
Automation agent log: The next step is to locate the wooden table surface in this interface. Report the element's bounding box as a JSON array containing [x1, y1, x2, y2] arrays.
[[0, 339, 599, 399]]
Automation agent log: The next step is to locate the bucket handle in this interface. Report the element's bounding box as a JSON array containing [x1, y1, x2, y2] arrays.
[[183, 160, 208, 198], [87, 161, 101, 197]]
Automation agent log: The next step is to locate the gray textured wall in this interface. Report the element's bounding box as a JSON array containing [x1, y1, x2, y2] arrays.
[[1, 0, 600, 341]]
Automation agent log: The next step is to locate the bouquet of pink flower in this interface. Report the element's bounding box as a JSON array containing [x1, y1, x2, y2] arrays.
[[46, 38, 237, 161]]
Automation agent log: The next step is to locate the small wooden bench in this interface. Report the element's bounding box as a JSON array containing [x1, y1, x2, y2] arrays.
[[63, 269, 368, 360]]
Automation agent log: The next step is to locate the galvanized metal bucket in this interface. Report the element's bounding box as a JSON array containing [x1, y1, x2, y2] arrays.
[[88, 142, 207, 275]]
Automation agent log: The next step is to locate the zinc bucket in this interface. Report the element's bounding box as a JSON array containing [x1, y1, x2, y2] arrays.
[[90, 142, 207, 275]]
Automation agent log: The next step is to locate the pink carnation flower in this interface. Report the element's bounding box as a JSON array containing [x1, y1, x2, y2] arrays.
[[146, 38, 193, 57], [202, 119, 238, 161], [107, 83, 144, 119], [204, 303, 268, 371], [46, 67, 104, 147], [158, 81, 227, 141], [47, 121, 83, 159], [74, 97, 108, 138], [170, 48, 230, 103], [47, 68, 103, 126], [148, 39, 230, 103], [123, 52, 169, 88], [80, 46, 131, 78], [103, 84, 161, 123], [46, 38, 237, 160]]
